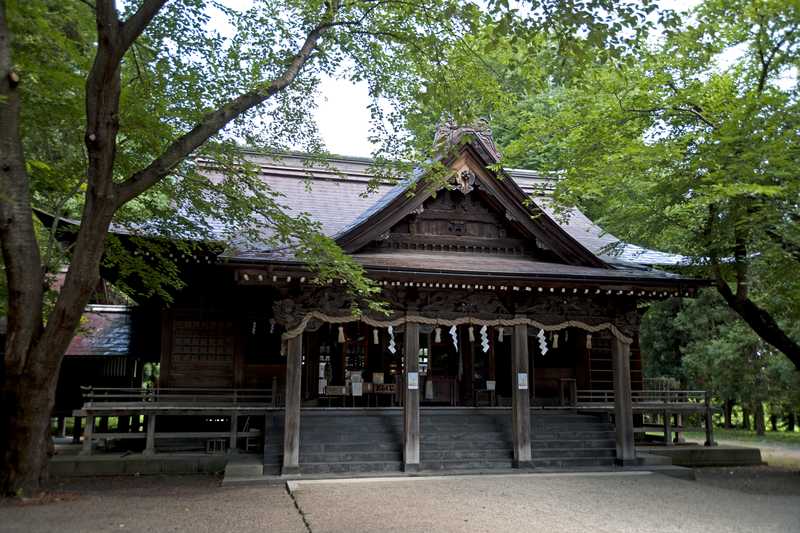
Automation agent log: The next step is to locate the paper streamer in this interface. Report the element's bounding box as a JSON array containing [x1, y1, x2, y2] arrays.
[[338, 326, 345, 343], [498, 327, 504, 342], [388, 325, 396, 354], [586, 333, 592, 350], [537, 329, 549, 355], [480, 325, 489, 353], [373, 329, 379, 345], [468, 326, 475, 342], [553, 333, 559, 349], [434, 327, 441, 343], [449, 325, 458, 351]]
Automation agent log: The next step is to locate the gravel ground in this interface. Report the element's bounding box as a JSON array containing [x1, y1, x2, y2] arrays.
[[291, 471, 800, 533], [2, 469, 799, 533], [0, 475, 306, 533]]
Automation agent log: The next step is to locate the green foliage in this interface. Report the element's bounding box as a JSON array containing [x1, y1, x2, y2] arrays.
[[641, 289, 800, 415], [454, 0, 800, 364]]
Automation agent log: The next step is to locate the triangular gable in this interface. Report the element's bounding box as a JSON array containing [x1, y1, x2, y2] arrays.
[[336, 141, 608, 269]]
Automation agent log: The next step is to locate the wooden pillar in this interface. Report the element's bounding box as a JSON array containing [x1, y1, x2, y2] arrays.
[[282, 334, 303, 475], [663, 411, 673, 447], [80, 416, 94, 455], [143, 414, 157, 455], [403, 322, 420, 471], [674, 413, 685, 443], [229, 414, 239, 454], [511, 322, 532, 468], [704, 391, 717, 447], [71, 416, 82, 444], [612, 337, 636, 464], [56, 416, 66, 438]]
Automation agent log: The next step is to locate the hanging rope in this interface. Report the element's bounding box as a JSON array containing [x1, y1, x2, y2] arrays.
[[280, 310, 633, 344]]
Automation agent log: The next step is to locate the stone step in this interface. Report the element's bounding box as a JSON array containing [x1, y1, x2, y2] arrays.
[[531, 439, 616, 449], [421, 449, 512, 461], [301, 442, 401, 453], [301, 451, 402, 463], [533, 457, 615, 468], [421, 440, 512, 451], [532, 448, 616, 459], [300, 461, 403, 475], [421, 459, 513, 471], [532, 431, 616, 440]]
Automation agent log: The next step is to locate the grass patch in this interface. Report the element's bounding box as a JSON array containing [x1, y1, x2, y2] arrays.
[[685, 428, 800, 448]]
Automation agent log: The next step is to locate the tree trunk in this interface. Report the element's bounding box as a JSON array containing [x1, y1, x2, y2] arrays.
[[0, 355, 64, 495], [724, 399, 735, 429], [787, 412, 796, 433], [770, 414, 778, 432], [741, 408, 751, 430], [754, 404, 766, 436]]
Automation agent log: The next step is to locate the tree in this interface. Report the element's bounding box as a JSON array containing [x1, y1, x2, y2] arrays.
[[0, 0, 660, 496], [479, 0, 800, 371]]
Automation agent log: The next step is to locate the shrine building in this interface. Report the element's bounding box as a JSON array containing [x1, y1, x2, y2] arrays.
[[61, 125, 713, 476]]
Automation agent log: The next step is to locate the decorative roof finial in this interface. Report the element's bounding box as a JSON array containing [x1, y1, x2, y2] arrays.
[[433, 118, 502, 162]]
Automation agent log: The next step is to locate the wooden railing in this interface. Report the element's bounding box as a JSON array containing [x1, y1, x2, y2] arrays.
[[576, 389, 708, 406], [81, 383, 281, 408]]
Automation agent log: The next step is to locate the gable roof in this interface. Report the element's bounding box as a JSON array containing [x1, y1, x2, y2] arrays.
[[333, 143, 607, 268]]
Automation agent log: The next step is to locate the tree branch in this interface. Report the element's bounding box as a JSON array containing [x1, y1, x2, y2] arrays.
[[116, 5, 339, 205]]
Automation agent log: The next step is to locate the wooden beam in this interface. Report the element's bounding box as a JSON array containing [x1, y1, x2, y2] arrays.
[[282, 334, 303, 475], [403, 322, 420, 471], [511, 322, 532, 468], [612, 337, 636, 464]]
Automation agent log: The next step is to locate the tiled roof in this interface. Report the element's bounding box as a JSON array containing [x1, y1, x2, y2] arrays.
[[65, 306, 132, 357], [350, 251, 683, 281], [220, 153, 688, 267]]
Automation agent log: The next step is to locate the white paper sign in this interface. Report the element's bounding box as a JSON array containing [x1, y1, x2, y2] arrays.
[[486, 380, 496, 391], [517, 373, 529, 390], [407, 371, 419, 390], [351, 382, 363, 396], [318, 378, 327, 395]]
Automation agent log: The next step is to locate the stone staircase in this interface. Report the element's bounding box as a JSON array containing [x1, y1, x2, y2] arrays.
[[420, 410, 514, 470], [530, 412, 616, 468], [259, 408, 616, 476], [298, 410, 403, 475]]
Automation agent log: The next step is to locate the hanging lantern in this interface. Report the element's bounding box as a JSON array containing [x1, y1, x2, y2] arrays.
[[338, 326, 345, 343], [251, 321, 257, 335], [269, 318, 276, 334], [434, 327, 442, 343], [373, 329, 379, 345]]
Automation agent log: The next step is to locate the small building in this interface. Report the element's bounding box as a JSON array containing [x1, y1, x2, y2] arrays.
[[68, 125, 710, 475]]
